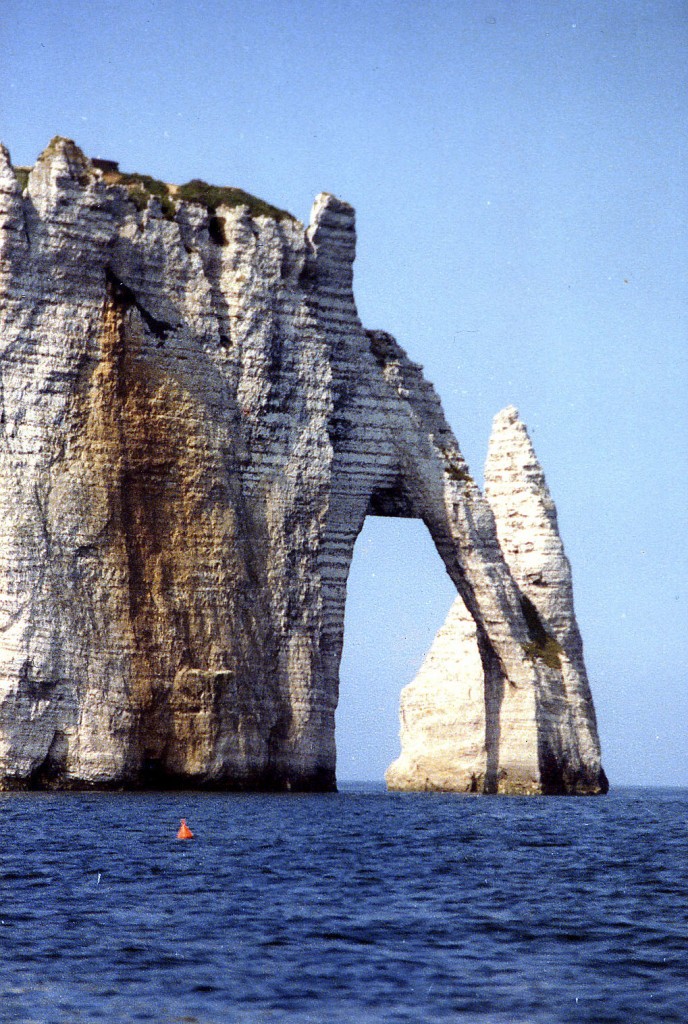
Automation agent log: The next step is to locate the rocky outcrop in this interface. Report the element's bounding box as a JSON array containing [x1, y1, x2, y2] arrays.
[[0, 137, 607, 793], [386, 407, 607, 794], [485, 407, 606, 791], [385, 597, 488, 791]]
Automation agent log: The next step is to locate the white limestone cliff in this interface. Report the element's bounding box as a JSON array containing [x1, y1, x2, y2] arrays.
[[385, 597, 487, 791], [484, 406, 606, 791], [386, 407, 607, 794], [0, 138, 606, 793]]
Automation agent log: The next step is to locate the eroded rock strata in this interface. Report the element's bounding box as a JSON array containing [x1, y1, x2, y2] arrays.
[[0, 138, 607, 793], [386, 407, 607, 793]]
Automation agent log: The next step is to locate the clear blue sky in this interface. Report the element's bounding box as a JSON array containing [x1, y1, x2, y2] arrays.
[[1, 0, 686, 786]]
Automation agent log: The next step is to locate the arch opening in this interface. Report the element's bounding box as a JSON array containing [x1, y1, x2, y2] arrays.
[[335, 516, 457, 782]]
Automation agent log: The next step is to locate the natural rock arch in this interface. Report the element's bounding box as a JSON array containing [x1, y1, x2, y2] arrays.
[[334, 513, 456, 779], [0, 138, 606, 793]]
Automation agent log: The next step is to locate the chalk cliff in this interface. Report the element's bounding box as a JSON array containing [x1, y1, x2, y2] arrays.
[[386, 407, 607, 793], [0, 137, 607, 793]]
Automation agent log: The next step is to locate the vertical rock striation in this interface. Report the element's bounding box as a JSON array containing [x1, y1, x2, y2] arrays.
[[386, 407, 607, 794], [0, 138, 606, 793], [483, 406, 606, 792]]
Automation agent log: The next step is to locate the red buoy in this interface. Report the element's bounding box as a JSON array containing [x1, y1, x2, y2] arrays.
[[177, 818, 194, 840]]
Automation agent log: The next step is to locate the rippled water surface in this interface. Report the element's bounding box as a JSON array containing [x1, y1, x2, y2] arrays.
[[0, 786, 686, 1023]]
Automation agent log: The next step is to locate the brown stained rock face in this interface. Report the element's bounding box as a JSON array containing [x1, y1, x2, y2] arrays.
[[36, 269, 282, 786], [0, 137, 607, 793]]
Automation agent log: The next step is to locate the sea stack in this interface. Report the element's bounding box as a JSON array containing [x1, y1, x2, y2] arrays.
[[386, 407, 607, 794], [484, 406, 606, 792], [0, 137, 606, 793]]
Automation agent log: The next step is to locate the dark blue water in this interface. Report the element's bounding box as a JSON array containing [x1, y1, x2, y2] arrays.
[[0, 786, 686, 1023]]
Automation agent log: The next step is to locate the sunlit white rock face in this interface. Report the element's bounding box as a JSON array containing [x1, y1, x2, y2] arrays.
[[386, 408, 607, 794], [385, 596, 487, 792], [0, 138, 606, 793], [484, 406, 606, 791]]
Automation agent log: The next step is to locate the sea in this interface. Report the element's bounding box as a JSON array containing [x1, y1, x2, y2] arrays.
[[0, 785, 686, 1024]]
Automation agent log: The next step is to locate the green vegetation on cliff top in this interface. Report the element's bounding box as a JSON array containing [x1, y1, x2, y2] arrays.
[[175, 179, 294, 222], [14, 137, 295, 223], [107, 170, 295, 223], [113, 172, 177, 218]]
